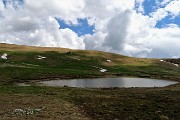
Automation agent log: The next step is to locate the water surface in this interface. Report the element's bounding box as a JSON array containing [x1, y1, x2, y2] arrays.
[[39, 78, 178, 88]]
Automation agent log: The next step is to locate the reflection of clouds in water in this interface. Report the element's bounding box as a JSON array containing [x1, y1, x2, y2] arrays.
[[40, 78, 178, 88], [100, 78, 125, 88]]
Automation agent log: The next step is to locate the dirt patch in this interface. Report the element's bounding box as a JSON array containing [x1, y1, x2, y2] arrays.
[[0, 94, 89, 120]]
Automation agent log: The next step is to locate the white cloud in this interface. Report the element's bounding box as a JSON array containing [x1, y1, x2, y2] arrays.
[[0, 0, 180, 58], [165, 0, 180, 16], [159, 0, 171, 6], [0, 13, 85, 49], [148, 27, 180, 58], [103, 10, 132, 52], [111, 0, 135, 10], [0, 1, 4, 11], [150, 8, 168, 21], [25, 0, 85, 23], [135, 0, 145, 13], [84, 32, 107, 50], [151, 0, 180, 22]]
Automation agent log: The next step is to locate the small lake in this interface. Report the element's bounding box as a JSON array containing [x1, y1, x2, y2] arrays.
[[39, 78, 178, 88]]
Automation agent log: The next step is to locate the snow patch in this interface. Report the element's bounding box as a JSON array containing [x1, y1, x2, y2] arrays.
[[1, 53, 8, 60], [172, 63, 179, 67], [166, 62, 179, 67], [37, 55, 46, 60], [100, 68, 107, 72], [160, 59, 179, 67], [107, 60, 111, 62]]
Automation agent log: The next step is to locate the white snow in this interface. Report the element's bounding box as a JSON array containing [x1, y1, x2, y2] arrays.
[[37, 55, 46, 60], [166, 62, 179, 67], [1, 53, 8, 60], [172, 63, 179, 67], [160, 59, 179, 67], [107, 60, 111, 62], [100, 68, 107, 72]]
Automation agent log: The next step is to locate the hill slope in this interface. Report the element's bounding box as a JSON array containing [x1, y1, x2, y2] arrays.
[[0, 43, 179, 85], [0, 43, 180, 120]]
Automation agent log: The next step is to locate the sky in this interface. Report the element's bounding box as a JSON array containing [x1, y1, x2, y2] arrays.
[[0, 0, 180, 58]]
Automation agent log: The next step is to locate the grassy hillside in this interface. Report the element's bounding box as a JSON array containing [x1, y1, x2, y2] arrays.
[[0, 43, 179, 85], [0, 43, 179, 120]]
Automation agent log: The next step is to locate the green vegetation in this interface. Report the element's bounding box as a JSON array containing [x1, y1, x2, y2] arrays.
[[0, 44, 179, 120]]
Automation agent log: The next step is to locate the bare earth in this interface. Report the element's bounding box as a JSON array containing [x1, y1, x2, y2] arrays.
[[0, 94, 90, 120]]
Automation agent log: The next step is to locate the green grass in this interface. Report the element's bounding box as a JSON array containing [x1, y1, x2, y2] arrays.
[[0, 50, 107, 85], [0, 44, 179, 120], [0, 49, 179, 85], [0, 85, 179, 120]]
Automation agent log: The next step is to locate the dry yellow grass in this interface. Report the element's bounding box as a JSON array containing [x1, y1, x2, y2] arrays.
[[74, 49, 156, 66], [0, 43, 70, 53]]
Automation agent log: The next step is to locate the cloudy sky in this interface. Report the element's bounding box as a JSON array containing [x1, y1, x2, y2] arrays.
[[0, 0, 180, 58]]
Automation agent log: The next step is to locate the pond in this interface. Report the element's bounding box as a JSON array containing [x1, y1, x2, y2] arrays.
[[38, 77, 178, 88]]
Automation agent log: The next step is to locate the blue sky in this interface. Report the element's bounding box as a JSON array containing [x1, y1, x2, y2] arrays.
[[135, 0, 180, 28], [156, 15, 180, 28], [56, 18, 95, 37], [2, 0, 95, 36], [2, 0, 179, 35], [2, 0, 24, 8], [56, 0, 179, 35]]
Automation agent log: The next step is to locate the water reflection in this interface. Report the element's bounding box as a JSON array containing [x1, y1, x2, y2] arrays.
[[39, 78, 178, 88]]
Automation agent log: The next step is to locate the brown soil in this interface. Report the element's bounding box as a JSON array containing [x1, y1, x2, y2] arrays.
[[0, 94, 90, 120]]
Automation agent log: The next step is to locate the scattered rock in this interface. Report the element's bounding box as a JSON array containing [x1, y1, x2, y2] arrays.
[[13, 108, 42, 116]]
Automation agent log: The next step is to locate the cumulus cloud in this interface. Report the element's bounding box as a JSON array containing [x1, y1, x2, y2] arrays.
[[103, 10, 131, 52], [0, 0, 85, 49], [84, 32, 107, 50], [151, 0, 180, 22], [135, 0, 145, 13], [0, 1, 4, 10], [0, 0, 180, 58], [24, 0, 85, 24]]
